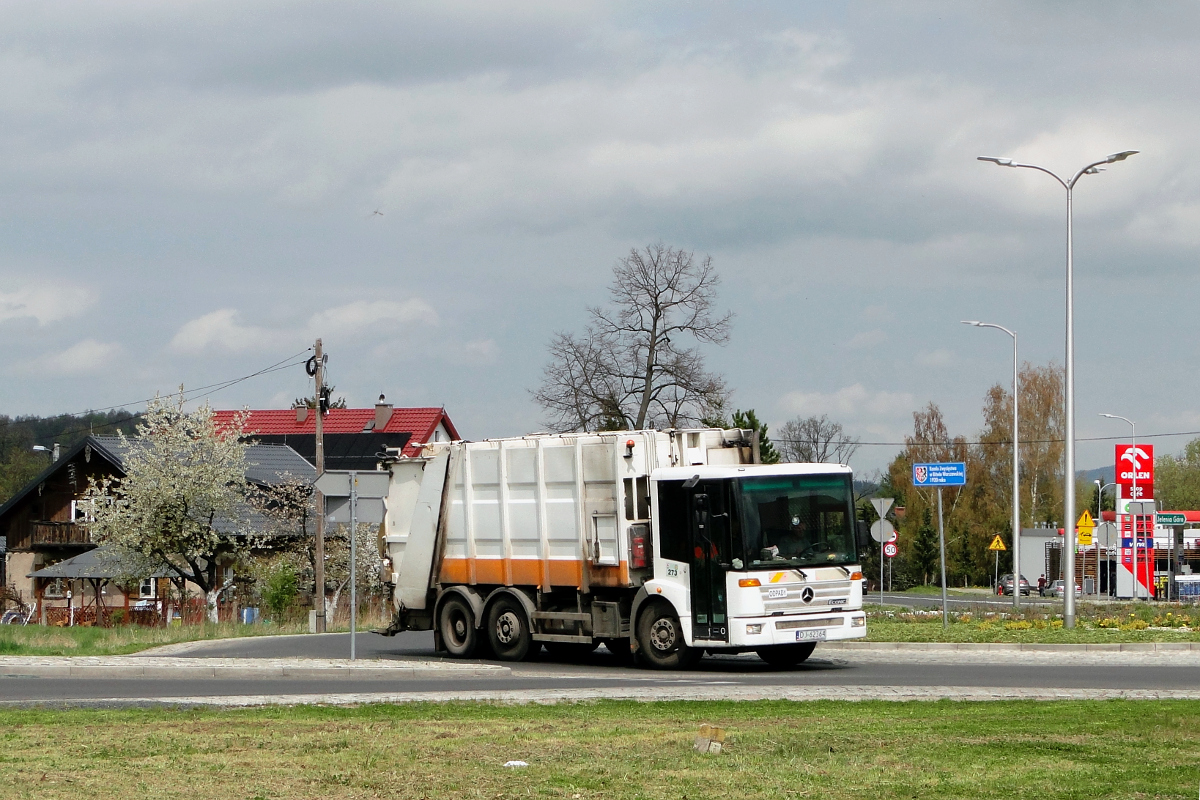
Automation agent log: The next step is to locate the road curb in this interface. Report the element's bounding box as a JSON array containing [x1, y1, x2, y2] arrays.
[[0, 657, 511, 680], [821, 641, 1200, 652]]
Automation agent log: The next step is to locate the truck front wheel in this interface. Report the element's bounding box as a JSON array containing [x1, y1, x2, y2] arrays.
[[486, 595, 534, 661], [438, 596, 479, 658], [635, 601, 700, 669]]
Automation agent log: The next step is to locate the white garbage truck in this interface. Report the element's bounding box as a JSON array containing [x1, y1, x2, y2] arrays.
[[376, 428, 867, 668]]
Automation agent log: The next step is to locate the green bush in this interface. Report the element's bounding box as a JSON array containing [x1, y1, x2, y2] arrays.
[[262, 565, 299, 622]]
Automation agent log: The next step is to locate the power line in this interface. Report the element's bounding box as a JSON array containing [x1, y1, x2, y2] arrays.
[[775, 429, 1200, 448], [1, 348, 313, 440]]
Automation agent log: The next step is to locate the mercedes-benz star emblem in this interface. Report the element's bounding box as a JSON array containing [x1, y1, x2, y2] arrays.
[[801, 587, 815, 603]]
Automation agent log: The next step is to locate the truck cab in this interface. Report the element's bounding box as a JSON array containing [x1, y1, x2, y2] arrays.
[[635, 463, 866, 667]]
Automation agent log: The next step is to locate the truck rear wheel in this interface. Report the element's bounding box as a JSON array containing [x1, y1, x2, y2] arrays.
[[635, 601, 700, 669], [756, 642, 816, 667], [486, 595, 533, 661], [438, 596, 479, 658]]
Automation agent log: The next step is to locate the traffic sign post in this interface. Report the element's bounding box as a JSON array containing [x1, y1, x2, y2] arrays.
[[312, 470, 390, 660], [988, 534, 1006, 593], [870, 498, 895, 609], [884, 542, 898, 558], [913, 463, 965, 629]]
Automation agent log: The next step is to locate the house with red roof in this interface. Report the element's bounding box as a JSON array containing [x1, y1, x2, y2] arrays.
[[213, 397, 459, 470]]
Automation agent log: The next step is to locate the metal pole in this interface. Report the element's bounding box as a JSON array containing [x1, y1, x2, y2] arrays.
[[938, 487, 948, 628], [350, 470, 357, 661], [1011, 331, 1020, 609], [1132, 422, 1140, 600], [880, 538, 884, 608], [1063, 183, 1077, 628], [314, 338, 326, 633]]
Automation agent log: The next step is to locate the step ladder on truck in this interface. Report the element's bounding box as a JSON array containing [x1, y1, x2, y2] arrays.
[[376, 427, 868, 668]]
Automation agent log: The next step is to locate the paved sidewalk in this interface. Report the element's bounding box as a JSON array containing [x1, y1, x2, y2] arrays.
[[825, 641, 1200, 651], [0, 656, 510, 680], [33, 685, 1200, 708]]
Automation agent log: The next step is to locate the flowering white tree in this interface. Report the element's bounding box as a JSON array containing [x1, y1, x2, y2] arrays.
[[84, 393, 252, 623]]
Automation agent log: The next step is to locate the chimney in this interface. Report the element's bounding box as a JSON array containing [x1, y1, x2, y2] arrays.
[[375, 394, 392, 432], [296, 406, 309, 423], [52, 443, 60, 462]]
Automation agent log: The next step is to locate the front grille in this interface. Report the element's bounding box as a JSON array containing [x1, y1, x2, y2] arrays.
[[775, 617, 841, 630], [759, 579, 852, 613]]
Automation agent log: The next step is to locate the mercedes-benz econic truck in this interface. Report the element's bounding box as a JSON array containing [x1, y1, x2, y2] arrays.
[[377, 428, 867, 668]]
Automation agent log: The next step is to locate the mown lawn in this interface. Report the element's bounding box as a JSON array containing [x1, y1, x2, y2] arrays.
[[0, 621, 319, 656], [864, 602, 1200, 643], [0, 700, 1195, 799]]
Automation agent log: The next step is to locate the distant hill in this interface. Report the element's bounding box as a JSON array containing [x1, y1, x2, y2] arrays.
[[1078, 465, 1115, 484], [0, 410, 141, 505]]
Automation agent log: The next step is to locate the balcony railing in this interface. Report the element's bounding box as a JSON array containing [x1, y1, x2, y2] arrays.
[[29, 521, 91, 546]]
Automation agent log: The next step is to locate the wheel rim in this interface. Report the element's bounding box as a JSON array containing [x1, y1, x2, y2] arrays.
[[495, 610, 520, 645], [445, 607, 470, 646], [649, 616, 677, 652]]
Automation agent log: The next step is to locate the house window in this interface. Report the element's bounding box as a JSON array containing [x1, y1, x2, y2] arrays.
[[69, 499, 94, 522], [139, 579, 157, 599], [43, 578, 66, 599]]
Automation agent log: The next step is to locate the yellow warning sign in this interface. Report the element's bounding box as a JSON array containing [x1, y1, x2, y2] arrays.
[[988, 535, 1007, 552], [1077, 510, 1095, 546]]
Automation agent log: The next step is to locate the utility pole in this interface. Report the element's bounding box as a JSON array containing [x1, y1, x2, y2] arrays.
[[313, 338, 326, 633]]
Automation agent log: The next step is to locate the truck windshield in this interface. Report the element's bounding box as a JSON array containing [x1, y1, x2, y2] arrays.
[[737, 473, 857, 569]]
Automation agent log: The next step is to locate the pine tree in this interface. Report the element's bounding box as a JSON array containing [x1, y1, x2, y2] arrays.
[[912, 507, 939, 585], [732, 409, 779, 464]]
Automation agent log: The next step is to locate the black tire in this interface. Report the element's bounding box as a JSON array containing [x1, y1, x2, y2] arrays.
[[543, 641, 600, 661], [635, 601, 701, 669], [602, 637, 634, 664], [756, 642, 816, 667], [438, 595, 478, 658], [486, 595, 534, 661]]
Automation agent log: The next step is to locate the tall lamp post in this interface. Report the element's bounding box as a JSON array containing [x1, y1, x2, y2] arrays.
[[1100, 413, 1145, 599], [962, 320, 1021, 608], [977, 150, 1138, 627]]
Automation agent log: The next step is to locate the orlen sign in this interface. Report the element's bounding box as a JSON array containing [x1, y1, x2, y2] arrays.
[[1115, 443, 1154, 500]]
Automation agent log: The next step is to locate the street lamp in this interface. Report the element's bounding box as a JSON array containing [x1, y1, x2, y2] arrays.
[[978, 150, 1138, 627], [1100, 413, 1147, 600], [962, 320, 1021, 609]]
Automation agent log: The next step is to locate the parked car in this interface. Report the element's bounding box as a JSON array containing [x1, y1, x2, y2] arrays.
[[1048, 579, 1081, 598], [998, 573, 1030, 596]]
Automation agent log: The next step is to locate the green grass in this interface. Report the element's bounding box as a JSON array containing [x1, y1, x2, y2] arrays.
[[0, 700, 1195, 799], [0, 621, 351, 656], [865, 602, 1200, 643]]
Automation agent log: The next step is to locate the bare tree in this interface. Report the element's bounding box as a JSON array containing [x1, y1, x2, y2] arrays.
[[535, 243, 733, 431], [777, 414, 860, 464]]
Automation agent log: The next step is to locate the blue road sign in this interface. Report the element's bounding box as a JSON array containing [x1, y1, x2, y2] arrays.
[[912, 462, 966, 487]]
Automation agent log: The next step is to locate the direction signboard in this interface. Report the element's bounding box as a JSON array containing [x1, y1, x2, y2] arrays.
[[912, 462, 966, 487], [1157, 512, 1186, 526], [314, 470, 390, 499], [883, 542, 898, 558]]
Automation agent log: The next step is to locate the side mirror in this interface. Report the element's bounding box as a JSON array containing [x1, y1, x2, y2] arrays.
[[856, 520, 871, 550]]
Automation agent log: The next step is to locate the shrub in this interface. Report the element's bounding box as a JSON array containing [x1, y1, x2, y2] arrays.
[[108, 609, 127, 626], [1004, 620, 1033, 631], [262, 565, 299, 622]]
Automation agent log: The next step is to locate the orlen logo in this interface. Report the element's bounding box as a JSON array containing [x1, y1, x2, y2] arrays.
[[1115, 444, 1154, 499]]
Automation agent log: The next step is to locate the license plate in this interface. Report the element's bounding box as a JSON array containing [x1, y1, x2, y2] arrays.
[[796, 629, 827, 641], [767, 587, 788, 599]]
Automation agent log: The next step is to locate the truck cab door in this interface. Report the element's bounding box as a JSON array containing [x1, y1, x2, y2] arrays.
[[688, 486, 730, 642]]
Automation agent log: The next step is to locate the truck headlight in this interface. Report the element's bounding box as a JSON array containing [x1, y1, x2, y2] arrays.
[[851, 616, 866, 627], [746, 624, 763, 635]]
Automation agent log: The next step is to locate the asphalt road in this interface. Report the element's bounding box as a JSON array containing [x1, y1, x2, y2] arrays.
[[0, 632, 1196, 704], [875, 591, 1057, 609]]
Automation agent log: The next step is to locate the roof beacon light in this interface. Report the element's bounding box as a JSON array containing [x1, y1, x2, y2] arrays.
[[624, 439, 636, 459]]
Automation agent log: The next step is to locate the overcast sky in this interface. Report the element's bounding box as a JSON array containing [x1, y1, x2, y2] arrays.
[[2, 2, 1198, 474]]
